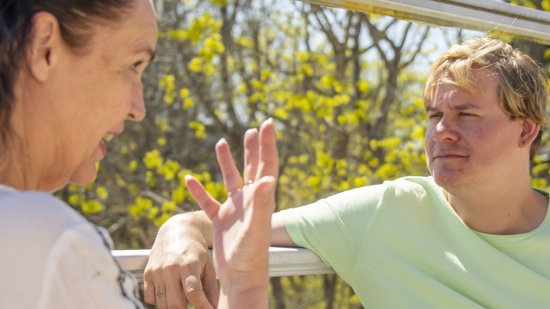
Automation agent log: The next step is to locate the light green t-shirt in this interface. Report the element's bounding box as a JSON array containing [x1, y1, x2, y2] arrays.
[[282, 176, 550, 308]]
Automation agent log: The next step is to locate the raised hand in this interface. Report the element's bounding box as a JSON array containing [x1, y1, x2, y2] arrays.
[[186, 118, 278, 308]]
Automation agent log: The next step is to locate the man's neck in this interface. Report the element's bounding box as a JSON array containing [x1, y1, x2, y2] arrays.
[[447, 182, 548, 235]]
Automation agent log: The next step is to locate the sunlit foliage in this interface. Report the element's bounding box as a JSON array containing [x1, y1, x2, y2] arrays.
[[55, 0, 550, 307]]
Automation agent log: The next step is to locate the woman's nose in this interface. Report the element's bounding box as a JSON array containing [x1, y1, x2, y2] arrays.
[[127, 84, 146, 122]]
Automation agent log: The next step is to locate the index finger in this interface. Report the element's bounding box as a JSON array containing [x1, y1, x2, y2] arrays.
[[183, 273, 213, 309], [216, 139, 243, 194]]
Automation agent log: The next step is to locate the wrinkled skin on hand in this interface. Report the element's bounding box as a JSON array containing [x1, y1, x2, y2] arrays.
[[143, 213, 219, 309], [144, 119, 278, 308]]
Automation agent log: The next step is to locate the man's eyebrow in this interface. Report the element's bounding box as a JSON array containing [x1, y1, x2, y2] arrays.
[[425, 102, 477, 112], [425, 104, 437, 112]]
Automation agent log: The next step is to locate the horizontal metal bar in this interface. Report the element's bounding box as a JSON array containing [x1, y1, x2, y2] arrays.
[[298, 0, 550, 45], [113, 247, 334, 283]]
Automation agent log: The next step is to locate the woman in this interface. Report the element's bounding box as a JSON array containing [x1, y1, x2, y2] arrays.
[[0, 0, 275, 308]]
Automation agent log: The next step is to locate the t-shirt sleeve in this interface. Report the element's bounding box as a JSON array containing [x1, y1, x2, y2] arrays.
[[280, 184, 388, 275], [37, 223, 143, 309]]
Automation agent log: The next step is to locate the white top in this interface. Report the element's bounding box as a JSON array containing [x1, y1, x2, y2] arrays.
[[0, 184, 143, 308]]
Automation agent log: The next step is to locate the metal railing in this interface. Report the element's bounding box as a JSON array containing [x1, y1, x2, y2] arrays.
[[113, 247, 334, 283], [300, 0, 550, 45]]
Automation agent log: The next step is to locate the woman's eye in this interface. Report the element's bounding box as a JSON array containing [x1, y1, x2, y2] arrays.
[[131, 61, 144, 72]]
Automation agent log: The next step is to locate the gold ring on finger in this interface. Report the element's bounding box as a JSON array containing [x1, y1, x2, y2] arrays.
[[228, 187, 242, 196]]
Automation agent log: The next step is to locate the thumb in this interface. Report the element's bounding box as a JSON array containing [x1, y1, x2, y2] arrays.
[[185, 175, 221, 220]]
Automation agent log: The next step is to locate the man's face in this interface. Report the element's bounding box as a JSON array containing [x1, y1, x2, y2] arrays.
[[424, 69, 527, 194]]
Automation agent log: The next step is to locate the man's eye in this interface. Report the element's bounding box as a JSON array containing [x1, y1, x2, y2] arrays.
[[428, 113, 442, 119], [459, 112, 477, 118]]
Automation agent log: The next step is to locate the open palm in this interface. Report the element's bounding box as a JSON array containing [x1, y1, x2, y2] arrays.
[[185, 119, 278, 291]]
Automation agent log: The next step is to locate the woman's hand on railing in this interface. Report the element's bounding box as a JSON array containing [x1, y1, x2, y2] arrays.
[[143, 211, 219, 309]]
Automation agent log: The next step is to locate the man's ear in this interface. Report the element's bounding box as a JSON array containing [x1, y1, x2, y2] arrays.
[[519, 118, 541, 148], [26, 12, 61, 82]]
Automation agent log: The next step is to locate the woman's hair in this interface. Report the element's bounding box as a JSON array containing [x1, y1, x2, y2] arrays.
[[0, 0, 135, 149], [425, 37, 549, 159]]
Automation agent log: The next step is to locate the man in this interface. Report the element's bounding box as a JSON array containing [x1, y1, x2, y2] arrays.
[[144, 38, 550, 308]]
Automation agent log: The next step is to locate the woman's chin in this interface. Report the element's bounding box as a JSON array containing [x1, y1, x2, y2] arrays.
[[69, 163, 99, 187]]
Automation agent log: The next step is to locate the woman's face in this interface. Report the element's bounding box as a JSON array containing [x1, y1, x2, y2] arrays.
[[13, 0, 158, 191]]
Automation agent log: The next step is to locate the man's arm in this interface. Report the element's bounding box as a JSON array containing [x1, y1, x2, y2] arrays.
[[272, 211, 297, 247]]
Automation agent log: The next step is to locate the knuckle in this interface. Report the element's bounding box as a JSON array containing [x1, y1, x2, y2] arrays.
[[181, 252, 203, 264], [184, 287, 204, 302], [164, 263, 182, 273], [143, 271, 154, 281], [143, 292, 156, 304]]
